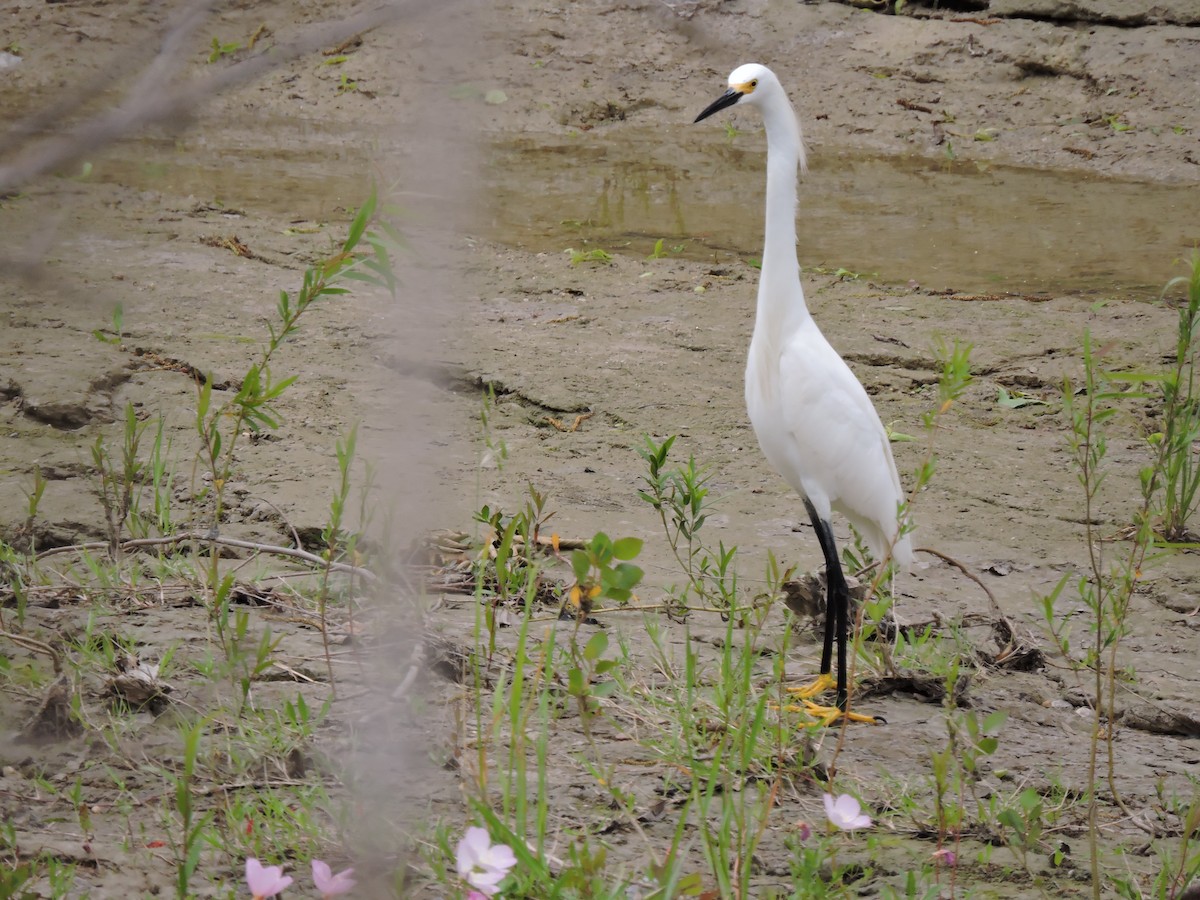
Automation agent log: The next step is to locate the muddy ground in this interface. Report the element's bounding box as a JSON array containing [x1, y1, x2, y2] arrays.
[[2, 0, 1199, 897]]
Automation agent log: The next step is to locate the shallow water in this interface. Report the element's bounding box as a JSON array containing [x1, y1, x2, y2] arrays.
[[486, 127, 1197, 296], [91, 126, 370, 222], [89, 123, 1196, 298]]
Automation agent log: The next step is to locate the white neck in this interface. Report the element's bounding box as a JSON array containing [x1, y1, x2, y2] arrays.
[[755, 90, 808, 337]]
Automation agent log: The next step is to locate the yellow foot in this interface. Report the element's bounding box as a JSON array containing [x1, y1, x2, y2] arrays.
[[785, 671, 837, 700], [796, 700, 884, 727], [782, 673, 883, 725]]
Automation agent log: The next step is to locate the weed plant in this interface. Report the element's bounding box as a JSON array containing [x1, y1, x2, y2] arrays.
[[822, 338, 972, 702], [0, 189, 400, 897], [1040, 257, 1200, 898], [1149, 252, 1200, 543], [445, 339, 982, 897], [191, 191, 396, 640], [637, 435, 741, 620]]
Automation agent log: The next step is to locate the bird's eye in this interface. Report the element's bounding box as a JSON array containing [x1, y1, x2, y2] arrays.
[[750, 79, 758, 88]]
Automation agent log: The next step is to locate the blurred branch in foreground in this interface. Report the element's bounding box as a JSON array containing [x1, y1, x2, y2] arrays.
[[0, 1, 418, 197]]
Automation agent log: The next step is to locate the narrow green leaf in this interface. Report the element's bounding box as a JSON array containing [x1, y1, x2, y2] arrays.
[[343, 190, 377, 253], [262, 374, 298, 401]]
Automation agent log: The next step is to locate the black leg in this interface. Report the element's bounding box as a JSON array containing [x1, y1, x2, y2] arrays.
[[804, 499, 850, 710]]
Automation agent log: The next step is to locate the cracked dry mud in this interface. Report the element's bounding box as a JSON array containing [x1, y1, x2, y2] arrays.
[[1, 0, 1199, 896]]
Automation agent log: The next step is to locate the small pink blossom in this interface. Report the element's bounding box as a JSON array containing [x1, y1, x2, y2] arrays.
[[793, 820, 813, 842], [455, 826, 516, 897], [823, 793, 872, 831], [931, 847, 957, 867], [312, 859, 356, 897], [245, 858, 293, 899]]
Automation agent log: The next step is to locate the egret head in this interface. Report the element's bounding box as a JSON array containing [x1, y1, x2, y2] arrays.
[[694, 63, 779, 123]]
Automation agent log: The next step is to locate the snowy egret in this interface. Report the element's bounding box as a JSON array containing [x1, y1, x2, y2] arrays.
[[695, 64, 912, 722]]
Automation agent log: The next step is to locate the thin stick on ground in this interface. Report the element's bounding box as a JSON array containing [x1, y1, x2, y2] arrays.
[[34, 533, 378, 582], [914, 547, 998, 611]]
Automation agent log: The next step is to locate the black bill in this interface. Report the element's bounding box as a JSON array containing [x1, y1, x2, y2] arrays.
[[694, 88, 742, 123]]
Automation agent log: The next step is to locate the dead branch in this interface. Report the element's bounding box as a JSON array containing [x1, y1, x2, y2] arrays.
[[916, 546, 1044, 670], [34, 532, 379, 583], [0, 1, 423, 196], [0, 628, 63, 674]]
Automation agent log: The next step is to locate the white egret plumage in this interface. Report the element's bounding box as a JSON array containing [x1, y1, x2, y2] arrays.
[[695, 63, 912, 722]]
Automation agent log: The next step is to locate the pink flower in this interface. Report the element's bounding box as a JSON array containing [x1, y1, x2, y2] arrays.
[[312, 859, 356, 897], [793, 820, 813, 842], [823, 793, 872, 831], [931, 847, 957, 867], [455, 826, 516, 897], [245, 858, 293, 899]]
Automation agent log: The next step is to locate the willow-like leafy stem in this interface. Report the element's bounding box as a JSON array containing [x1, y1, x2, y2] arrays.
[[190, 189, 397, 654]]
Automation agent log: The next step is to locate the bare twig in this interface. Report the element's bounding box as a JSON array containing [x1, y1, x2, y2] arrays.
[[914, 546, 999, 612], [0, 628, 62, 674], [34, 532, 379, 583], [0, 2, 420, 195], [916, 546, 1043, 670], [0, 3, 219, 159]]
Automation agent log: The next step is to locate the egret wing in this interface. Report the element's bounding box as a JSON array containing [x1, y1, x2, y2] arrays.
[[769, 331, 904, 558]]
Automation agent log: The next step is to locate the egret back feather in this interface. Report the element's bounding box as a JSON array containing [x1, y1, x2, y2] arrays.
[[738, 65, 912, 568]]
